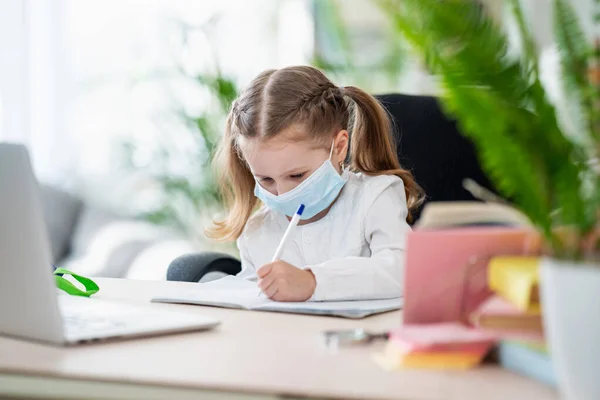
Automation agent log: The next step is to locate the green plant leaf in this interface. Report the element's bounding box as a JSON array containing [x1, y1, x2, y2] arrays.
[[554, 0, 598, 145], [195, 74, 239, 113], [508, 0, 540, 78], [389, 0, 597, 255]]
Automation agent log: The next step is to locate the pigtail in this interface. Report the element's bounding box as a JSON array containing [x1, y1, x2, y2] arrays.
[[205, 113, 258, 242], [343, 86, 424, 222]]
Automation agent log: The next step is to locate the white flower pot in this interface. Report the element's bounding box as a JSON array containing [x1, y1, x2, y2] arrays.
[[540, 257, 600, 400]]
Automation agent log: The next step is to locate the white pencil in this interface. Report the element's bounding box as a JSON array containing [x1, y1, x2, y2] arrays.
[[258, 204, 305, 297], [271, 204, 305, 262]]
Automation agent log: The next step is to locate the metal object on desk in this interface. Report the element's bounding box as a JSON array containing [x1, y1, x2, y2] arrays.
[[323, 329, 389, 349]]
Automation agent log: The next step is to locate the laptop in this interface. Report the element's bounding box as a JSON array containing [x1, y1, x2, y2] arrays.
[[0, 143, 220, 345]]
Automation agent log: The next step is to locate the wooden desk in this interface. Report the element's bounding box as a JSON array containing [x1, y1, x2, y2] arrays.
[[0, 278, 558, 400]]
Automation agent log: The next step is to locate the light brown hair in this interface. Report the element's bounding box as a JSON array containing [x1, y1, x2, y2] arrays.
[[207, 66, 424, 242]]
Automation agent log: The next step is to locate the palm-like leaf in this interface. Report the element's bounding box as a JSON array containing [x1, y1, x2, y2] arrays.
[[554, 0, 597, 144], [384, 0, 597, 256]]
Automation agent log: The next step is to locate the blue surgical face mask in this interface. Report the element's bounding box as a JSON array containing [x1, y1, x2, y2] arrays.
[[253, 142, 348, 219]]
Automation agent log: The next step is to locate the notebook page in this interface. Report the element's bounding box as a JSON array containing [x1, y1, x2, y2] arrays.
[[153, 276, 402, 318], [152, 276, 270, 309]]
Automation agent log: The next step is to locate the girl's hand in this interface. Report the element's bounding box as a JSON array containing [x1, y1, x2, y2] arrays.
[[257, 260, 316, 302]]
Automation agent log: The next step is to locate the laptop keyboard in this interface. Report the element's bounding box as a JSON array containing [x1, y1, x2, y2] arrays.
[[63, 314, 127, 333], [59, 295, 155, 340], [56, 293, 218, 342]]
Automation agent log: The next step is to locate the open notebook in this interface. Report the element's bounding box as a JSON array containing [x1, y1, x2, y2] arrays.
[[152, 276, 403, 319]]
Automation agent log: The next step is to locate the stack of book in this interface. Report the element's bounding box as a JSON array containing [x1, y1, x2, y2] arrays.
[[469, 256, 556, 386], [377, 202, 556, 384], [470, 256, 543, 340], [497, 340, 556, 386], [377, 256, 556, 384]]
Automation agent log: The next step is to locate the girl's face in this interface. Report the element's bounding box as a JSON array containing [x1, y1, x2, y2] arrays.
[[242, 125, 348, 196]]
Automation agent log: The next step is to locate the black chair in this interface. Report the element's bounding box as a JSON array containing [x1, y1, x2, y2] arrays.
[[166, 93, 496, 282]]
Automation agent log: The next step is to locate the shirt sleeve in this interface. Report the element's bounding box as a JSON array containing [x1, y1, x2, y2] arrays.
[[306, 178, 411, 301], [236, 233, 258, 281]]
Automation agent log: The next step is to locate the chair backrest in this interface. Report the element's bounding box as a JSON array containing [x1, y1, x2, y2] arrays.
[[375, 93, 497, 222]]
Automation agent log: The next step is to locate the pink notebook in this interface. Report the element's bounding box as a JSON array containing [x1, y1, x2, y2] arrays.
[[403, 227, 540, 324]]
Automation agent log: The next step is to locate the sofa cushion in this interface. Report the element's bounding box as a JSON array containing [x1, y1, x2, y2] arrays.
[[126, 239, 197, 280], [60, 205, 174, 277], [69, 206, 121, 257], [39, 185, 84, 263]]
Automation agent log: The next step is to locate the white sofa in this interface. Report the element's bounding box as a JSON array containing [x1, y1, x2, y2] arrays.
[[41, 184, 197, 280]]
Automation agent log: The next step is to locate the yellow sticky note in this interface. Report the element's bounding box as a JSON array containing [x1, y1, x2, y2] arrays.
[[374, 340, 490, 371], [488, 256, 540, 313], [400, 352, 487, 370]]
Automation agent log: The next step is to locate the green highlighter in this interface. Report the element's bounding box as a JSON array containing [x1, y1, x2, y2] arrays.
[[53, 267, 99, 297]]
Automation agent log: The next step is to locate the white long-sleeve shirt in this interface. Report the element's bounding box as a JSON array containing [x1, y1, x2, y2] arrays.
[[236, 171, 411, 301]]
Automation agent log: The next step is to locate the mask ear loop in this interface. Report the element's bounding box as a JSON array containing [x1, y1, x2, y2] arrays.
[[330, 138, 345, 169], [330, 139, 344, 172], [329, 139, 335, 159]]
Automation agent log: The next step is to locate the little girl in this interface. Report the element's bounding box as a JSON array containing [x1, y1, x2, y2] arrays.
[[207, 66, 423, 302]]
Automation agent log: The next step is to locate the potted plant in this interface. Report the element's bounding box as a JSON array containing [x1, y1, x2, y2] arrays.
[[383, 0, 599, 398]]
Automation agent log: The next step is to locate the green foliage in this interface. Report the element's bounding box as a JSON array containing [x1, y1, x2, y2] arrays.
[[312, 0, 406, 92], [151, 72, 237, 241], [384, 0, 599, 258], [122, 65, 239, 244], [508, 0, 540, 77], [554, 0, 598, 145], [195, 75, 239, 115]]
